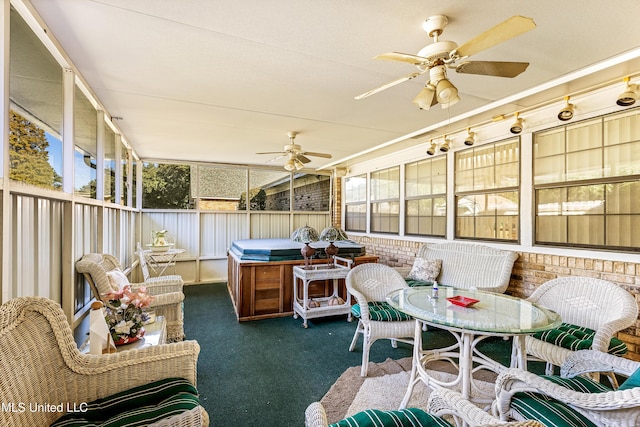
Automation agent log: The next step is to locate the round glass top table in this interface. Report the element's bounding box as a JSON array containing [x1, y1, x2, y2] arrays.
[[386, 286, 561, 406]]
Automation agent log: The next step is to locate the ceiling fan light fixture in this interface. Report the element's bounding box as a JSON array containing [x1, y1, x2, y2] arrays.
[[617, 77, 639, 107], [510, 113, 523, 134], [412, 84, 436, 110], [464, 128, 475, 146], [557, 96, 575, 121], [440, 93, 461, 109], [294, 158, 304, 170], [435, 78, 458, 103], [284, 159, 296, 171]]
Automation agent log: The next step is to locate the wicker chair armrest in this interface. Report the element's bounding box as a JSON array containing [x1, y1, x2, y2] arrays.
[[304, 402, 328, 427], [69, 340, 201, 400], [348, 288, 371, 321], [495, 367, 640, 417], [146, 291, 185, 309], [428, 388, 504, 426], [561, 350, 640, 378], [131, 280, 184, 295], [591, 314, 637, 352]]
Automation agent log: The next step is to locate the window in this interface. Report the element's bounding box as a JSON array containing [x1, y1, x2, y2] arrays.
[[344, 174, 366, 232], [370, 167, 400, 234], [198, 165, 247, 211], [534, 109, 640, 250], [104, 124, 116, 202], [74, 85, 97, 198], [142, 162, 193, 209], [405, 157, 446, 237], [248, 169, 290, 211], [455, 138, 519, 241], [9, 8, 63, 190], [293, 174, 330, 211]]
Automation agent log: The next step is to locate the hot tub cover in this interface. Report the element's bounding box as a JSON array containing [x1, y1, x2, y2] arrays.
[[229, 238, 365, 261]]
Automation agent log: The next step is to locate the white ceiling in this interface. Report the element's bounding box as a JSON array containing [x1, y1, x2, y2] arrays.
[[27, 0, 640, 171]]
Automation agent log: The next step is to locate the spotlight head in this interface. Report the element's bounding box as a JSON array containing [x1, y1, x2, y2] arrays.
[[464, 129, 475, 146], [617, 84, 638, 106], [439, 137, 451, 153], [426, 141, 436, 156], [510, 113, 523, 134], [558, 96, 574, 121]]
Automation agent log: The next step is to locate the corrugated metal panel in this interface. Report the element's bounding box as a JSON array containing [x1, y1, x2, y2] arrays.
[[293, 214, 330, 234], [10, 195, 64, 302], [142, 211, 199, 257], [250, 213, 291, 238], [200, 212, 248, 257]]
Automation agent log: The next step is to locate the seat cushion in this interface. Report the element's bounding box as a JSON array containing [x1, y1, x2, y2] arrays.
[[351, 302, 412, 321], [509, 375, 610, 427], [531, 322, 628, 355], [51, 377, 200, 427], [328, 408, 452, 427]]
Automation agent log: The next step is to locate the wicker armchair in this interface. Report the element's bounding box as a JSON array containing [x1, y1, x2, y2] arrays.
[[0, 296, 208, 427], [523, 276, 638, 375], [76, 253, 185, 341], [305, 389, 543, 427], [347, 263, 415, 376], [494, 350, 640, 427]]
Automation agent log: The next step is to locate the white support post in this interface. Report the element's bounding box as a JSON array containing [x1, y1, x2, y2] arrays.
[[0, 0, 10, 303]]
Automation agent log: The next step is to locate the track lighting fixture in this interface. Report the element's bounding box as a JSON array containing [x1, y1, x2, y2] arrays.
[[426, 140, 436, 156], [617, 77, 639, 107], [464, 128, 475, 146], [557, 96, 575, 121], [439, 136, 451, 152], [510, 112, 523, 134]]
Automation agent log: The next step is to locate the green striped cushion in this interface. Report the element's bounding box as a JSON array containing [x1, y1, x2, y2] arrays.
[[405, 279, 433, 287], [532, 322, 628, 355], [328, 408, 452, 427], [51, 378, 200, 427], [351, 301, 412, 321], [509, 375, 610, 427], [510, 392, 597, 427]]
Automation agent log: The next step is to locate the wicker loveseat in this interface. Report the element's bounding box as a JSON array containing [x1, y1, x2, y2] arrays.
[[0, 296, 208, 427], [397, 242, 518, 293], [76, 253, 185, 341]]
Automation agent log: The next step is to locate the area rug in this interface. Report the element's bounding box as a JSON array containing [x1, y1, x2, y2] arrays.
[[320, 357, 496, 424]]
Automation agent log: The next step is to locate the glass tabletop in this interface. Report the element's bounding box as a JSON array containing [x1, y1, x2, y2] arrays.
[[387, 286, 561, 335]]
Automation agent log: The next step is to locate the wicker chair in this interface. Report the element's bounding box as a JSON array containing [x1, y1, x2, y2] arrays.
[[0, 296, 208, 427], [523, 276, 638, 376], [495, 350, 640, 427], [305, 389, 544, 427], [347, 263, 415, 377], [76, 253, 185, 341], [137, 241, 183, 284]]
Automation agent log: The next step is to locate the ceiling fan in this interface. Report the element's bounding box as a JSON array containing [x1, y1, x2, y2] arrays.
[[355, 15, 536, 110], [257, 132, 332, 171]]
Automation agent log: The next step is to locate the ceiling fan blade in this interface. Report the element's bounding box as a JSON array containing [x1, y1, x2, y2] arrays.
[[265, 154, 286, 163], [453, 16, 536, 59], [302, 151, 332, 159], [297, 155, 312, 164], [256, 151, 286, 155], [355, 72, 423, 100], [455, 60, 530, 78], [374, 52, 429, 65]]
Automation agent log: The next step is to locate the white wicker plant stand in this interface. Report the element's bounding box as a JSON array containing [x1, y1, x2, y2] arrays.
[[293, 263, 352, 328]]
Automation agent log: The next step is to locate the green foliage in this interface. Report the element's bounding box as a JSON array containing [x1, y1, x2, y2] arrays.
[[142, 163, 192, 209], [237, 188, 266, 210], [9, 110, 60, 189]]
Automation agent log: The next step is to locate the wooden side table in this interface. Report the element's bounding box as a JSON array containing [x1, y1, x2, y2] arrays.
[[292, 263, 352, 328]]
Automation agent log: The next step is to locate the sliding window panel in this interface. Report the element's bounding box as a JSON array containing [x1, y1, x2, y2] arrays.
[[9, 8, 63, 189]]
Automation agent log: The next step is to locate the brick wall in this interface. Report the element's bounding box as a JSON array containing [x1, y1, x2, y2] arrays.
[[350, 235, 640, 361]]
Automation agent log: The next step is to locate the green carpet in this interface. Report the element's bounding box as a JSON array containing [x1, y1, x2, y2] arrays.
[[183, 283, 515, 426]]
